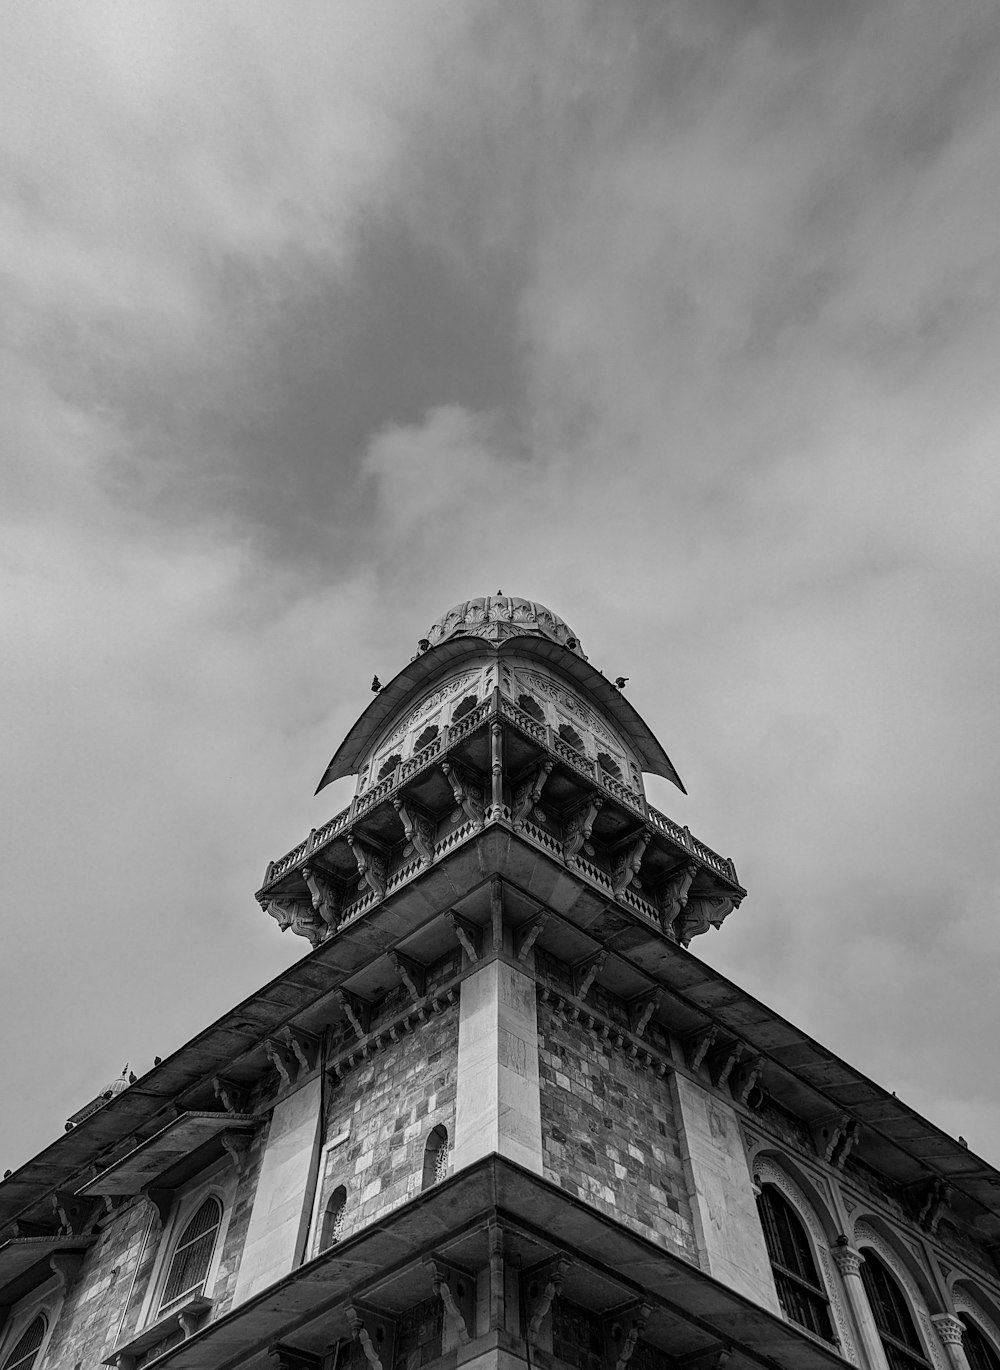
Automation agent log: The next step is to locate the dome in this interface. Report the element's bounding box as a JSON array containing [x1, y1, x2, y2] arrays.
[[424, 595, 586, 657]]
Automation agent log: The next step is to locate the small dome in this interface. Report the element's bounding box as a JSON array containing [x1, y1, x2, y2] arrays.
[[102, 1072, 130, 1100], [425, 596, 586, 657]]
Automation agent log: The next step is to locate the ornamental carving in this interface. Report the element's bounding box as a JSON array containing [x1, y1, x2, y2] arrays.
[[611, 830, 650, 898], [678, 894, 739, 946], [950, 1286, 1000, 1363], [853, 1222, 945, 1370], [658, 863, 698, 938], [347, 834, 387, 902], [394, 798, 436, 867], [301, 865, 343, 931], [563, 796, 602, 864], [754, 1159, 857, 1362], [441, 761, 485, 829], [262, 897, 328, 947], [512, 759, 554, 829]]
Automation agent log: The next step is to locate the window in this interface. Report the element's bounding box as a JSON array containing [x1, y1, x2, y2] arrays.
[[451, 696, 477, 723], [422, 1125, 449, 1191], [320, 1185, 347, 1250], [859, 1250, 929, 1370], [159, 1196, 223, 1315], [413, 725, 439, 752], [517, 694, 545, 723], [961, 1317, 1000, 1370], [596, 751, 623, 781], [756, 1185, 834, 1342], [558, 723, 585, 753], [2, 1317, 46, 1370], [376, 754, 402, 782]]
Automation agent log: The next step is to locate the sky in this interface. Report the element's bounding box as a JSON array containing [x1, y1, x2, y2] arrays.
[[2, 0, 1000, 1175]]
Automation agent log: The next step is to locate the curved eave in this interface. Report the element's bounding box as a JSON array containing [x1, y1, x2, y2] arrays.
[[315, 635, 686, 794]]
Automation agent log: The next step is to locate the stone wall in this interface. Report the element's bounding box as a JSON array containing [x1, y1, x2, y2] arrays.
[[318, 1001, 459, 1242], [537, 1000, 697, 1261]]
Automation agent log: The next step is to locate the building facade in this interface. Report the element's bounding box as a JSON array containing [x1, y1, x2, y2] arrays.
[[2, 596, 999, 1370]]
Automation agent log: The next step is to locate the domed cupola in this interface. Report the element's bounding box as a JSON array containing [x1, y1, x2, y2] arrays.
[[425, 596, 586, 658]]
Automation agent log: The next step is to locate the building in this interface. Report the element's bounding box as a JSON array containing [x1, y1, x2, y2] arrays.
[[2, 594, 999, 1370]]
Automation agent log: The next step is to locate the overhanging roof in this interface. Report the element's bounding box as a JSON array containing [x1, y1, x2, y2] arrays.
[[316, 636, 685, 794], [77, 1113, 258, 1197], [0, 1235, 96, 1306], [139, 1157, 849, 1370]]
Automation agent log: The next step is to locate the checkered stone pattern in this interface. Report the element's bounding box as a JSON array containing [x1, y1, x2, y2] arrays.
[[537, 1004, 697, 1261]]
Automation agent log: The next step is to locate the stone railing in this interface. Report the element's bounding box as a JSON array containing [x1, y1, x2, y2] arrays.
[[262, 696, 739, 894]]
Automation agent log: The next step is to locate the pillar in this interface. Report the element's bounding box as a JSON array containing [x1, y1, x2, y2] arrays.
[[831, 1244, 890, 1370], [932, 1315, 973, 1370]]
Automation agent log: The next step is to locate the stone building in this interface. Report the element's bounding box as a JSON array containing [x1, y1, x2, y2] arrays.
[[2, 595, 999, 1370]]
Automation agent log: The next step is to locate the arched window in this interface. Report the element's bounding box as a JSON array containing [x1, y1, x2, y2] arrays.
[[452, 695, 477, 723], [558, 723, 585, 754], [414, 725, 439, 752], [159, 1196, 223, 1315], [859, 1250, 929, 1370], [517, 694, 545, 723], [756, 1185, 833, 1342], [320, 1185, 347, 1250], [960, 1317, 1000, 1370], [596, 751, 623, 781], [422, 1125, 449, 1191], [2, 1316, 46, 1370], [376, 753, 402, 782]]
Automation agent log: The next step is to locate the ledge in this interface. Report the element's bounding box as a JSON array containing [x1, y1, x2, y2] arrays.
[[77, 1113, 258, 1197], [0, 1234, 96, 1304], [104, 1296, 212, 1368]]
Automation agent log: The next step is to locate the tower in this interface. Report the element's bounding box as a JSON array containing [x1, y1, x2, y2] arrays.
[[3, 596, 1000, 1370]]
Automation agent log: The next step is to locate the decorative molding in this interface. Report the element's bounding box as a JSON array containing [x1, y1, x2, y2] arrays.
[[755, 1158, 858, 1363]]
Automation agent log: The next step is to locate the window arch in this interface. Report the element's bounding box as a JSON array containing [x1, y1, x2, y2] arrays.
[[596, 751, 623, 782], [558, 723, 585, 754], [159, 1196, 223, 1315], [377, 754, 402, 782], [422, 1125, 449, 1191], [960, 1317, 1000, 1370], [859, 1249, 930, 1370], [413, 725, 439, 753], [451, 695, 477, 723], [2, 1316, 46, 1370], [517, 694, 545, 723], [320, 1185, 347, 1251], [756, 1184, 833, 1342]]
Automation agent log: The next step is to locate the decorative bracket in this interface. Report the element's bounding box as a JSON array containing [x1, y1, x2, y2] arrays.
[[347, 834, 387, 902], [49, 1250, 85, 1293], [260, 896, 327, 948], [527, 1256, 571, 1340], [907, 1176, 952, 1234], [345, 1306, 394, 1370], [657, 862, 698, 938], [603, 1302, 653, 1370], [393, 798, 436, 868], [562, 796, 603, 864], [731, 1056, 764, 1107], [441, 761, 486, 829], [812, 1115, 860, 1170], [629, 991, 662, 1039], [52, 1191, 100, 1237], [573, 951, 607, 1003], [220, 1130, 253, 1176], [678, 894, 740, 947], [336, 990, 372, 1041], [145, 1187, 173, 1225], [512, 759, 554, 829], [212, 1076, 249, 1115], [424, 1258, 472, 1345], [611, 830, 651, 899], [388, 950, 426, 1001], [707, 1040, 744, 1091], [685, 1024, 720, 1073], [445, 911, 481, 965], [516, 913, 549, 963], [301, 865, 344, 931]]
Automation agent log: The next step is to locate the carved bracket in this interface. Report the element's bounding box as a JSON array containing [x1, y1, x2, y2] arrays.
[[685, 1023, 720, 1073], [731, 1056, 764, 1107], [301, 864, 344, 931], [424, 1258, 472, 1345], [263, 1031, 317, 1091], [212, 1076, 250, 1115], [393, 798, 436, 868], [707, 1040, 744, 1091], [347, 834, 388, 902], [346, 1306, 395, 1370], [906, 1176, 952, 1234], [49, 1250, 85, 1293], [445, 911, 481, 965], [220, 1131, 253, 1176], [678, 894, 740, 947], [527, 1256, 571, 1340], [629, 991, 662, 1039], [52, 1191, 100, 1237], [441, 761, 486, 829], [657, 862, 698, 938], [611, 830, 651, 899], [260, 895, 327, 948], [145, 1187, 173, 1225], [336, 990, 372, 1041], [512, 759, 554, 829], [603, 1302, 653, 1370], [388, 950, 426, 1001], [811, 1115, 860, 1170], [516, 913, 549, 963], [563, 796, 603, 864], [573, 951, 607, 1004]]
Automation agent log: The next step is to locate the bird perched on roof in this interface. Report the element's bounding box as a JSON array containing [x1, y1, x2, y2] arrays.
[[371, 675, 382, 693], [614, 677, 629, 689]]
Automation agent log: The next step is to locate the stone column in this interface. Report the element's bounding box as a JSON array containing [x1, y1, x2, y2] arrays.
[[932, 1315, 973, 1370], [831, 1244, 891, 1370], [453, 958, 542, 1175]]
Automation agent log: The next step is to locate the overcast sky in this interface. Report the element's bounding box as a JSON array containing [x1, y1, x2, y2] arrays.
[[3, 1, 1000, 1175]]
